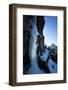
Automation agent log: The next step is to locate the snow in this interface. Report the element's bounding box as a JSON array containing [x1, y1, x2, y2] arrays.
[[38, 49, 49, 62], [38, 49, 57, 73], [48, 59, 57, 73], [25, 56, 45, 74], [49, 44, 57, 50]]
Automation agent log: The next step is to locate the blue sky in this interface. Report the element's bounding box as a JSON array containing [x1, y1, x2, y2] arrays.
[[43, 16, 57, 46]]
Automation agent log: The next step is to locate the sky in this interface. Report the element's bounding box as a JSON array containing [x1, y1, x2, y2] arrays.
[[43, 16, 57, 46]]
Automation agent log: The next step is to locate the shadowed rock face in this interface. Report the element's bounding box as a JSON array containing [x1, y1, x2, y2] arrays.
[[23, 15, 31, 73], [23, 15, 37, 73], [36, 17, 47, 72], [37, 16, 45, 55], [37, 16, 45, 35], [23, 15, 45, 74]]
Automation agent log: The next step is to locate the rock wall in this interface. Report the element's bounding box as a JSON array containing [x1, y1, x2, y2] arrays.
[[23, 15, 45, 74]]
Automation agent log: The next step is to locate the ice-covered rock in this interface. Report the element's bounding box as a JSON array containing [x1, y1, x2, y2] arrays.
[[49, 44, 57, 50], [38, 49, 49, 62], [26, 21, 45, 74], [48, 58, 57, 73]]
